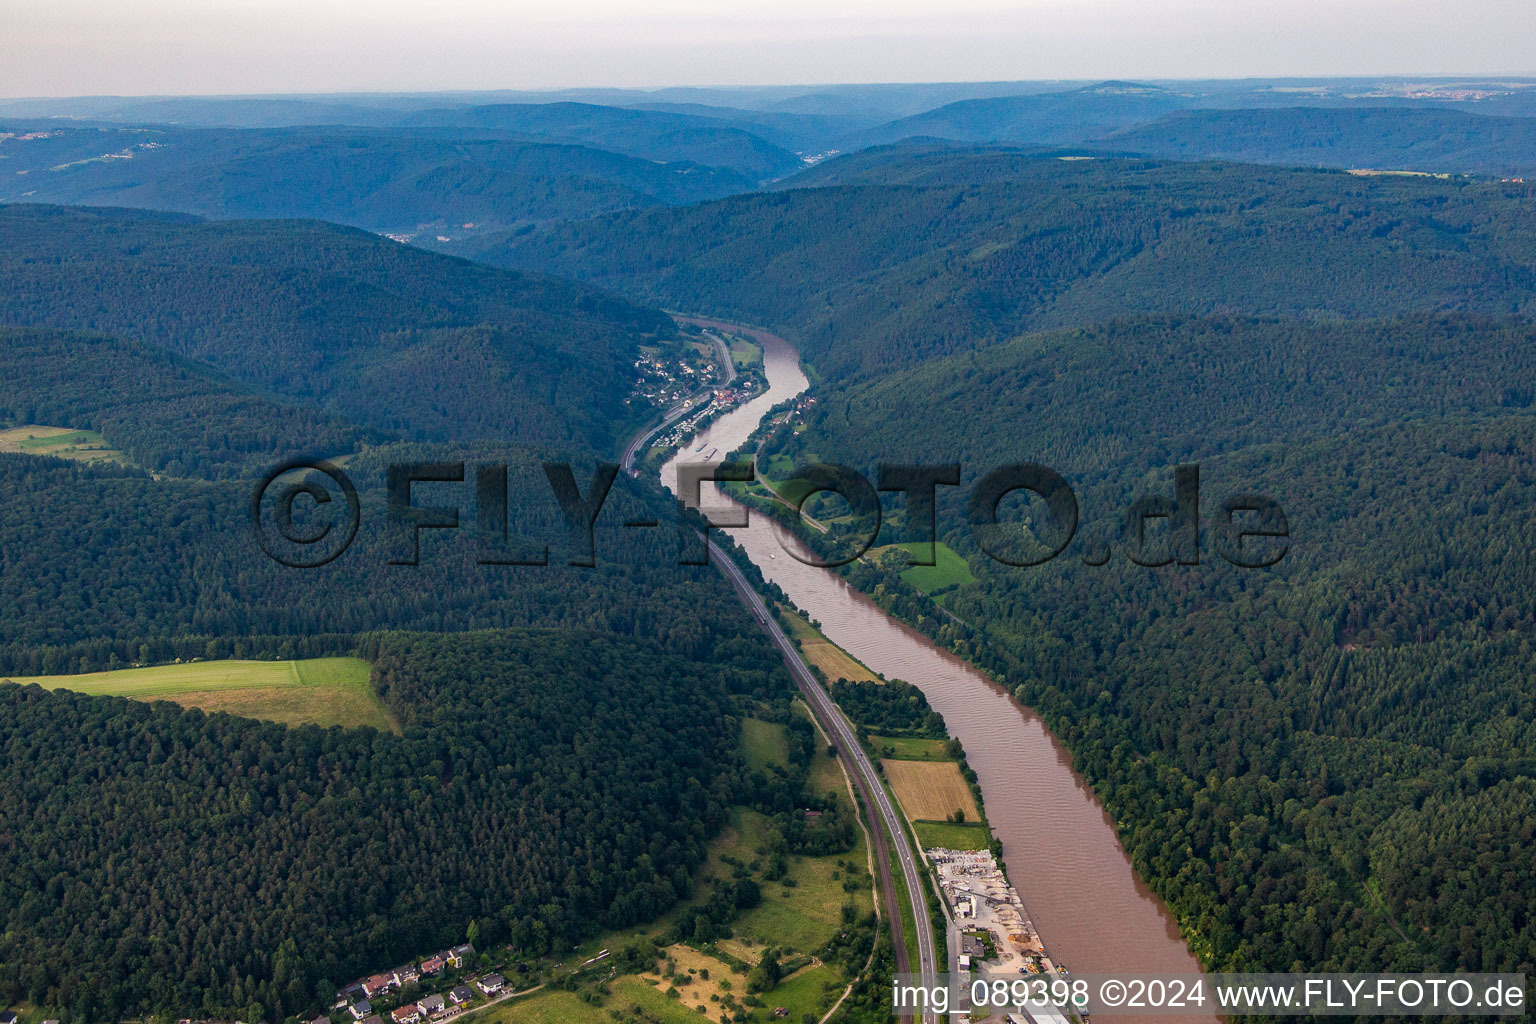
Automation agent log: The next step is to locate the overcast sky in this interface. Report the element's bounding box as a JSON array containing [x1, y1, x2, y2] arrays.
[[3, 0, 1535, 97]]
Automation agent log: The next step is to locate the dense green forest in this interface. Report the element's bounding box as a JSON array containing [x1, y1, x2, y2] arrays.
[[0, 327, 376, 478], [0, 202, 812, 1022], [0, 627, 788, 1022], [755, 311, 1536, 976], [0, 205, 671, 449], [826, 678, 946, 738], [0, 441, 740, 672], [463, 154, 1536, 379]]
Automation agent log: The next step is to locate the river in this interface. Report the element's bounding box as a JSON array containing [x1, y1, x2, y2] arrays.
[[661, 319, 1215, 1021]]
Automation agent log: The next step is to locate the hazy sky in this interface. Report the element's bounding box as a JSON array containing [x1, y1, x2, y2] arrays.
[[3, 0, 1535, 97]]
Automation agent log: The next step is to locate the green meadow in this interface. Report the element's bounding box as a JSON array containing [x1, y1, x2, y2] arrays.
[[4, 657, 398, 732]]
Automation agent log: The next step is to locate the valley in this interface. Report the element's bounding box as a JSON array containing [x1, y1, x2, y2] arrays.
[[4, 60, 1536, 1024]]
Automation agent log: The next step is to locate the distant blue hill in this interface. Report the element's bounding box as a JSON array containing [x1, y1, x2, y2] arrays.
[[849, 81, 1192, 148], [393, 101, 805, 180], [0, 121, 757, 234], [1099, 106, 1536, 177]]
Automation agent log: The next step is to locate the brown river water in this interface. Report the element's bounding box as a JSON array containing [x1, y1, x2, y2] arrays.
[[662, 321, 1215, 1022]]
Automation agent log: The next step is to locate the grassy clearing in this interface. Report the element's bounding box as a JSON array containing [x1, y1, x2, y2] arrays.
[[868, 735, 952, 761], [778, 606, 880, 684], [871, 541, 975, 594], [610, 976, 720, 1024], [759, 452, 797, 486], [0, 424, 126, 465], [3, 657, 398, 732], [882, 759, 980, 822], [763, 962, 844, 1018], [728, 336, 762, 369], [726, 714, 873, 956], [730, 809, 859, 954], [479, 989, 611, 1024], [808, 724, 851, 797], [913, 820, 993, 851], [742, 718, 789, 771], [636, 943, 743, 1017]]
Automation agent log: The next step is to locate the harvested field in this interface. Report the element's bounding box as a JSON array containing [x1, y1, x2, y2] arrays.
[[882, 758, 980, 822]]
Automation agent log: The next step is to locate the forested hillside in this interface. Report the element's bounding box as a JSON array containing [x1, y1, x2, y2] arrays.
[[394, 102, 805, 180], [1101, 106, 1536, 177], [0, 441, 737, 672], [0, 198, 802, 1023], [0, 327, 376, 478], [0, 326, 799, 1021], [757, 312, 1536, 975], [850, 81, 1190, 148], [462, 154, 1536, 379], [0, 627, 785, 1021], [0, 122, 759, 232], [0, 205, 670, 449]]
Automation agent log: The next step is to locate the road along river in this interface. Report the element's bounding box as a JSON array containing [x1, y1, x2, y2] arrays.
[[659, 319, 1217, 1023]]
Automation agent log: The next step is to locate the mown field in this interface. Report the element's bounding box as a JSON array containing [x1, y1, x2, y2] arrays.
[[912, 820, 993, 851], [0, 424, 125, 464], [741, 717, 790, 771], [881, 758, 980, 822], [727, 335, 762, 369], [2, 657, 399, 732], [778, 606, 881, 684], [868, 734, 951, 760], [870, 541, 974, 595]]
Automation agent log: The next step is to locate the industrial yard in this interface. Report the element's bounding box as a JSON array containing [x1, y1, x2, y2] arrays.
[[930, 849, 1059, 980]]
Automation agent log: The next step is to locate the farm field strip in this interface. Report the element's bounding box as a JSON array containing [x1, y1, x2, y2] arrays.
[[2, 657, 399, 732], [881, 758, 981, 822], [778, 606, 882, 684]]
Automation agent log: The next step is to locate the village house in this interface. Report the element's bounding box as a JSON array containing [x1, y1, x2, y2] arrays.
[[391, 966, 420, 988], [446, 944, 474, 969], [420, 955, 446, 977], [362, 974, 395, 998], [447, 986, 473, 1006], [348, 1001, 373, 1020], [416, 995, 445, 1018], [389, 1005, 420, 1024], [474, 974, 504, 996]]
